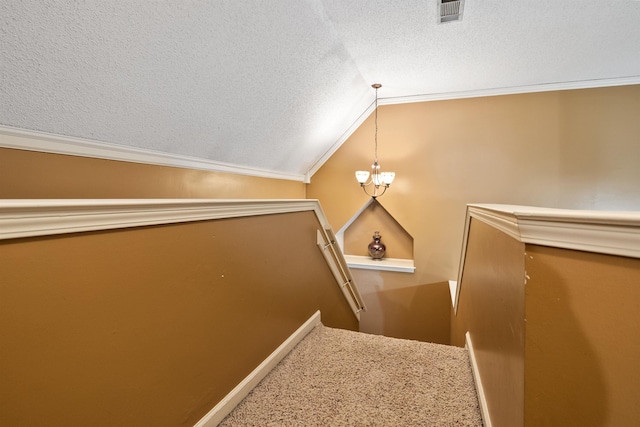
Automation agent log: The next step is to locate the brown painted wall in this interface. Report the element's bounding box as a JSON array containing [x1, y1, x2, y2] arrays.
[[453, 220, 640, 426], [0, 146, 305, 199], [0, 211, 357, 426], [524, 245, 640, 427], [356, 272, 452, 345], [452, 219, 526, 426], [307, 84, 640, 342]]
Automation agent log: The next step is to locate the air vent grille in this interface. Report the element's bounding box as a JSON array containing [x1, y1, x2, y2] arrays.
[[439, 0, 464, 23]]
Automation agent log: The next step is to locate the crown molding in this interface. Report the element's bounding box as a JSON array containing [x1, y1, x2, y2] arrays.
[[305, 100, 376, 181], [379, 75, 640, 105], [305, 76, 640, 179], [0, 125, 306, 182]]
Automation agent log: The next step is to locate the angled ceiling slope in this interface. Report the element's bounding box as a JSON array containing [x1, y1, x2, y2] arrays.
[[1, 1, 640, 182]]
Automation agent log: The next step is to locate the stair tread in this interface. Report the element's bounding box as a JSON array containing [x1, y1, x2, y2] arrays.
[[220, 324, 482, 426]]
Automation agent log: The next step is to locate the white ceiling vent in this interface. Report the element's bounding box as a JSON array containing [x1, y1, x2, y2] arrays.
[[439, 0, 464, 23]]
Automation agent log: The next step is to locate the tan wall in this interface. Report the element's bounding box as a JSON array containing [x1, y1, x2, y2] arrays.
[[557, 88, 640, 210], [524, 245, 640, 427], [452, 219, 526, 426], [356, 273, 452, 344], [452, 220, 640, 426], [0, 211, 357, 426], [307, 84, 640, 342], [0, 146, 305, 199]]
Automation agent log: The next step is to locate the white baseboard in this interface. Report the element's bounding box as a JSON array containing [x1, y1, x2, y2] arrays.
[[466, 331, 492, 427], [194, 311, 322, 427]]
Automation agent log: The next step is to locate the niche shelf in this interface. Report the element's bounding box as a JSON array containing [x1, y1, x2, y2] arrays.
[[336, 198, 415, 273]]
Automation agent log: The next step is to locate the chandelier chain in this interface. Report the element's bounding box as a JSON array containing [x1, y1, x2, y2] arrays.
[[374, 85, 378, 163]]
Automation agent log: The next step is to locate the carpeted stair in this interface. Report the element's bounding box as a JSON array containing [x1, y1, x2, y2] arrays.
[[220, 324, 482, 426]]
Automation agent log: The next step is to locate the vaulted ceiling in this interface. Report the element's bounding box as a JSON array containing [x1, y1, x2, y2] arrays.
[[2, 1, 640, 181]]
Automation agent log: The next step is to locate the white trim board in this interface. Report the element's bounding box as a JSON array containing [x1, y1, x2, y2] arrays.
[[467, 204, 640, 258], [0, 125, 306, 182], [334, 197, 376, 250], [194, 311, 322, 427], [454, 204, 640, 313], [448, 280, 457, 308], [466, 332, 492, 427], [382, 75, 640, 106], [344, 255, 415, 273], [0, 198, 327, 240]]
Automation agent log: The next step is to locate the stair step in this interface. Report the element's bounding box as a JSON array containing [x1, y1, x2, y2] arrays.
[[220, 325, 482, 426]]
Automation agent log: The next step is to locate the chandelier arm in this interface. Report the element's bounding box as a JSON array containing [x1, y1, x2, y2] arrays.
[[375, 184, 388, 199], [360, 183, 374, 198], [360, 182, 390, 199]]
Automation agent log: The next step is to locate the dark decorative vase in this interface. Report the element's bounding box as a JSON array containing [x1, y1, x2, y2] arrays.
[[368, 231, 386, 260]]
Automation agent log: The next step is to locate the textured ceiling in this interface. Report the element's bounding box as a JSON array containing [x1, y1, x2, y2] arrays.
[[2, 1, 640, 179]]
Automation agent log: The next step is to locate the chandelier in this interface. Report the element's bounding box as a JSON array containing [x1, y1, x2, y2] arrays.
[[355, 84, 395, 198]]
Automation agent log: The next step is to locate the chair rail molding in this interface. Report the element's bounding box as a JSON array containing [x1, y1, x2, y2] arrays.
[[454, 204, 640, 312], [0, 198, 364, 318], [0, 198, 327, 240]]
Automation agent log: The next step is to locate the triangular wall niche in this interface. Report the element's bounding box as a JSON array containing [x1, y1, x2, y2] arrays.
[[336, 198, 415, 273]]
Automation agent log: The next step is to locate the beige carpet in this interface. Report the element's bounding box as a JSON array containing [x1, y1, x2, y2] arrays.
[[220, 324, 482, 426]]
